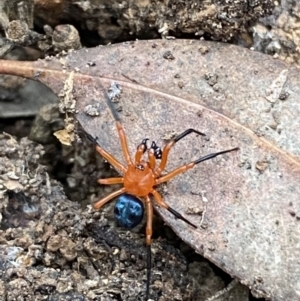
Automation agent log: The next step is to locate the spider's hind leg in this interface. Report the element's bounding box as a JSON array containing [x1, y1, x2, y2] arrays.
[[151, 189, 197, 228], [145, 195, 154, 300]]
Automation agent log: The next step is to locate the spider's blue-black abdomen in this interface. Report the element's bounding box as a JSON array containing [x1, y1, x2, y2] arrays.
[[114, 194, 144, 229]]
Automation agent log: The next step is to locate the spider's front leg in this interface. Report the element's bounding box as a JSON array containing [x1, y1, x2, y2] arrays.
[[154, 129, 206, 177], [92, 121, 135, 209], [116, 121, 133, 166], [86, 134, 127, 174], [156, 147, 239, 185]]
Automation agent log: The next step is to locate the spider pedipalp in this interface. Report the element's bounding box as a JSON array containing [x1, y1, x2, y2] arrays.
[[150, 141, 162, 159]]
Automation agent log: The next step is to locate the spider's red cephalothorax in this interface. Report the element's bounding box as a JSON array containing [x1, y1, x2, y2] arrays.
[[123, 163, 155, 196], [91, 119, 238, 299]]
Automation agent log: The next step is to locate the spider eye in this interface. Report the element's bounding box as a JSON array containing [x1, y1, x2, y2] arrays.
[[114, 194, 144, 229]]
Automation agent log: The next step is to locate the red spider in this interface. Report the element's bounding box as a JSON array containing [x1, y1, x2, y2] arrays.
[[89, 87, 238, 300]]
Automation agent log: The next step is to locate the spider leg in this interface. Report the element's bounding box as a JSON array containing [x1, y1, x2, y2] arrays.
[[151, 189, 197, 228], [96, 146, 127, 174], [145, 195, 153, 245], [146, 244, 151, 300], [145, 195, 153, 300], [86, 134, 127, 174], [95, 81, 132, 166], [93, 187, 126, 210], [98, 177, 124, 185], [155, 129, 205, 177], [156, 147, 239, 185], [116, 121, 133, 166]]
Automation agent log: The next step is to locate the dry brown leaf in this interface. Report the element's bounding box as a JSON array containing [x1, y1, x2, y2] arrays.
[[0, 40, 299, 301], [53, 129, 73, 146]]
